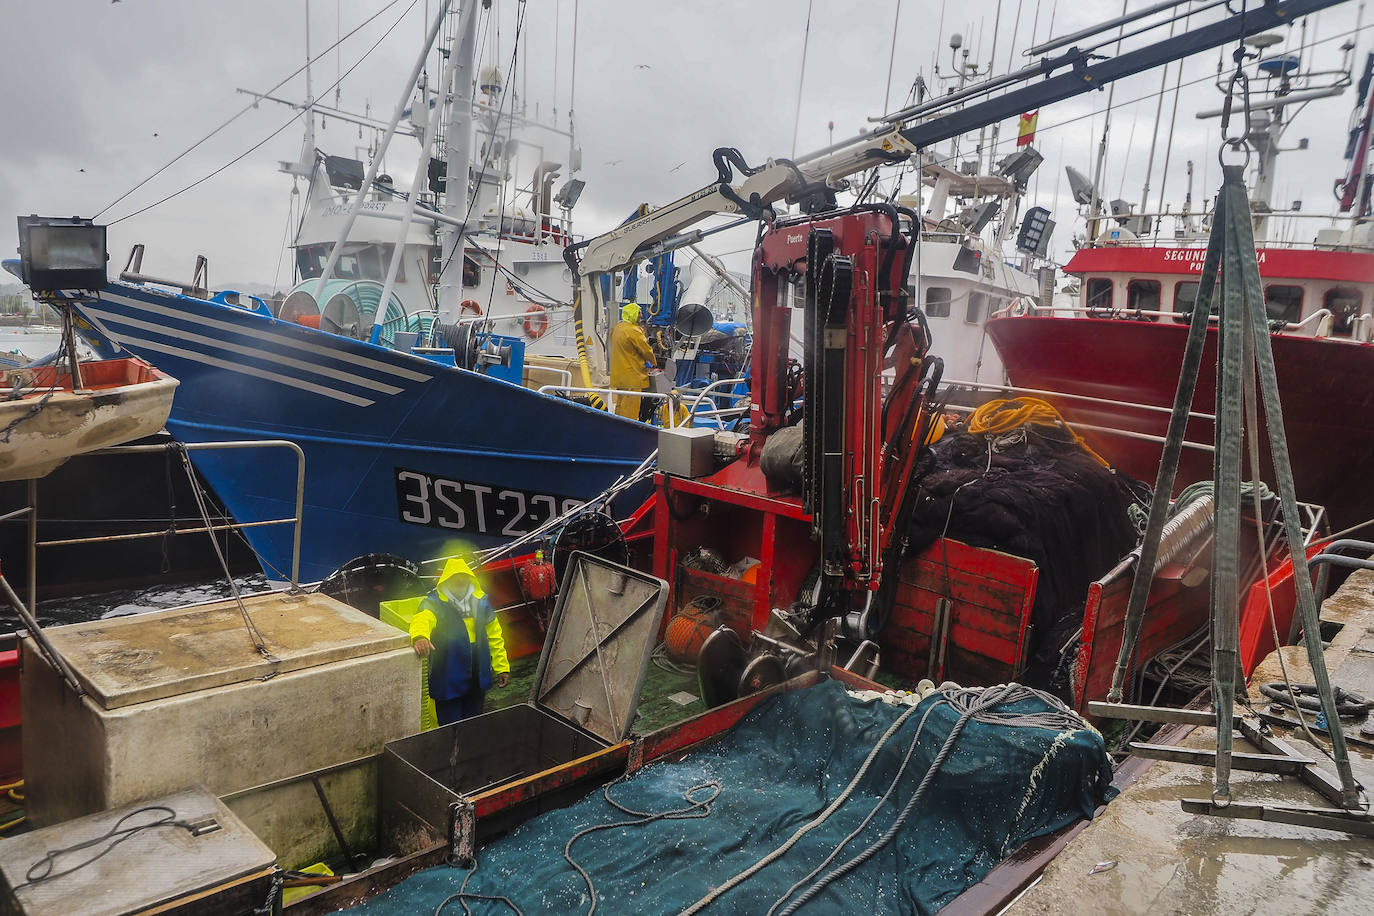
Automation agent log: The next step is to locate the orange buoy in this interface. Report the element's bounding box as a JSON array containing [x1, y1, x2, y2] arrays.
[[664, 613, 716, 664], [460, 299, 483, 318], [518, 553, 557, 600]]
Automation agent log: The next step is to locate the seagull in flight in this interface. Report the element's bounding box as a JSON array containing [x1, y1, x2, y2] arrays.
[[635, 64, 651, 70], [606, 159, 623, 167], [669, 161, 687, 172]]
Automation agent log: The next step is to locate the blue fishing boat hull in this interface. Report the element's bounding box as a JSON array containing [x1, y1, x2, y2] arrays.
[[73, 283, 658, 583]]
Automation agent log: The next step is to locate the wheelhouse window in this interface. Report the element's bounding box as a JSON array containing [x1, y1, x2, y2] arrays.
[[1126, 279, 1161, 313], [925, 286, 952, 318], [1324, 286, 1363, 336], [294, 244, 390, 282], [1085, 277, 1113, 311], [1264, 285, 1303, 324], [462, 254, 482, 288], [1173, 281, 1200, 322], [966, 291, 989, 324]]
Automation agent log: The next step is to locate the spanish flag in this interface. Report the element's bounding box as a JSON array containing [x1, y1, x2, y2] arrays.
[[1017, 110, 1039, 147]]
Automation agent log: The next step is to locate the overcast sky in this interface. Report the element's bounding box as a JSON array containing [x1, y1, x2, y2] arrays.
[[3, 0, 1368, 289]]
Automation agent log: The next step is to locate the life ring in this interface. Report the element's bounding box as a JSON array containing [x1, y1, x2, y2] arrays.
[[523, 304, 550, 339], [460, 299, 483, 318]]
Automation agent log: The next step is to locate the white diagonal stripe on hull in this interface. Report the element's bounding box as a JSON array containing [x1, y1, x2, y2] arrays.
[[109, 333, 376, 407], [84, 306, 406, 396], [102, 289, 434, 383]]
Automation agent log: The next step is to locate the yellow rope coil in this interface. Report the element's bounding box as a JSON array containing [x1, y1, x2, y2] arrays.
[[967, 397, 1109, 467]]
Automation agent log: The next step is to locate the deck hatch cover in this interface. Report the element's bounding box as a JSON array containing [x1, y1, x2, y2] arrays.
[[531, 552, 667, 744]]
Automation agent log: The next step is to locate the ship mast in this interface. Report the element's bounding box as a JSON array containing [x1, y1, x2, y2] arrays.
[[438, 5, 481, 317]]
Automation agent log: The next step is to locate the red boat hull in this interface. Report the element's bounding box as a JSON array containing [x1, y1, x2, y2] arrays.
[[986, 315, 1374, 531]]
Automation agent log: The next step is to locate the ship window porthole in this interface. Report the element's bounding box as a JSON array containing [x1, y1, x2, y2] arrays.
[[462, 255, 482, 289], [1325, 287, 1362, 336], [1264, 285, 1303, 324], [925, 287, 952, 318], [1172, 281, 1201, 322], [1086, 278, 1113, 311], [1126, 279, 1161, 314], [966, 292, 989, 324]]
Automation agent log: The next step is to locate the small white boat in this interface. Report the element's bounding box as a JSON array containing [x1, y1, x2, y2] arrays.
[[0, 357, 178, 481]]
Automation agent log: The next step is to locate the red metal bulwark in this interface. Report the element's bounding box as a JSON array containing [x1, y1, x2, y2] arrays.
[[471, 743, 631, 819], [1074, 567, 1210, 714], [883, 538, 1038, 687], [1237, 540, 1328, 676], [0, 650, 19, 781]]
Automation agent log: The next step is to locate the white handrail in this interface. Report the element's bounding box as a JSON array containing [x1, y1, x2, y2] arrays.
[[536, 384, 679, 426], [685, 377, 749, 419]]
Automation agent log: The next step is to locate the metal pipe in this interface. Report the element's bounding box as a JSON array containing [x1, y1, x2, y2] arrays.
[[37, 517, 296, 549], [1194, 85, 1349, 119], [88, 439, 307, 589], [0, 506, 32, 526], [26, 478, 36, 621], [1026, 0, 1213, 57], [943, 403, 1216, 452], [221, 752, 381, 803], [685, 377, 749, 420], [374, 11, 466, 341], [941, 377, 1216, 422], [313, 0, 454, 304], [536, 385, 678, 424], [312, 775, 362, 872]]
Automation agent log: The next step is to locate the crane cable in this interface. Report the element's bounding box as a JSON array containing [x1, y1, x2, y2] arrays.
[[967, 396, 1109, 467]]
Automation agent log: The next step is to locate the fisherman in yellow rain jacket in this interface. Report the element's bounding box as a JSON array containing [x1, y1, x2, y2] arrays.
[[608, 302, 656, 421], [409, 557, 510, 725]]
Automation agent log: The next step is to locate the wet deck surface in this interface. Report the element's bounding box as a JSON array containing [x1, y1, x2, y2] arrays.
[[1013, 569, 1374, 915]]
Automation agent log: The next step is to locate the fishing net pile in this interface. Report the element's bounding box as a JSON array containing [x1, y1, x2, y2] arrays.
[[352, 680, 1115, 915], [905, 411, 1148, 686]]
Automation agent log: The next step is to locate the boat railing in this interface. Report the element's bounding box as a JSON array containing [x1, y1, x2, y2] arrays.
[[536, 385, 683, 425], [30, 439, 308, 591], [940, 378, 1216, 455], [684, 377, 749, 428], [993, 301, 1354, 340], [1284, 308, 1334, 335]]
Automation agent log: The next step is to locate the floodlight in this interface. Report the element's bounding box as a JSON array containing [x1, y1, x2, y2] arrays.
[[16, 215, 107, 294]]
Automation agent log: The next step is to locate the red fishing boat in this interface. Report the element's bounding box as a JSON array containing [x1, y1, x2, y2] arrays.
[[987, 39, 1374, 532]]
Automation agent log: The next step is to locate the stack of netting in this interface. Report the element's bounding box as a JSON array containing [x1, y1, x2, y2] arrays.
[[353, 680, 1115, 915], [906, 412, 1148, 685]]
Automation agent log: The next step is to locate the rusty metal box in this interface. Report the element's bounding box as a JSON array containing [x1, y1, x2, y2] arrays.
[[381, 553, 667, 857]]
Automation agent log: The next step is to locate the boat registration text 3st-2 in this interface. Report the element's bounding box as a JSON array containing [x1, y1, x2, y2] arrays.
[[394, 468, 581, 537]]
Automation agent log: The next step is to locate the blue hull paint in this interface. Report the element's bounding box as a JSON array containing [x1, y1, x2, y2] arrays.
[[74, 283, 658, 582]]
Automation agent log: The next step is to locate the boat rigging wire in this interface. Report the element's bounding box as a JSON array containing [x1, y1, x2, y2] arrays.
[[429, 3, 534, 321], [105, 0, 420, 227], [94, 0, 409, 221], [971, 22, 1374, 187], [882, 0, 904, 113], [790, 0, 815, 159], [173, 444, 274, 660]]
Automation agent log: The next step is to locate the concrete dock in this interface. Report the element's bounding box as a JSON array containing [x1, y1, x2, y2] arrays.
[[1012, 569, 1374, 915]]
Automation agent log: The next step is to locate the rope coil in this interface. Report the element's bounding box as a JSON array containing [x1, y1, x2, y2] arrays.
[[967, 397, 1109, 467]]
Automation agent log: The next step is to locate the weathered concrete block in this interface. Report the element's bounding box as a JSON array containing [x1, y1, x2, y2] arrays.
[[22, 591, 419, 869]]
